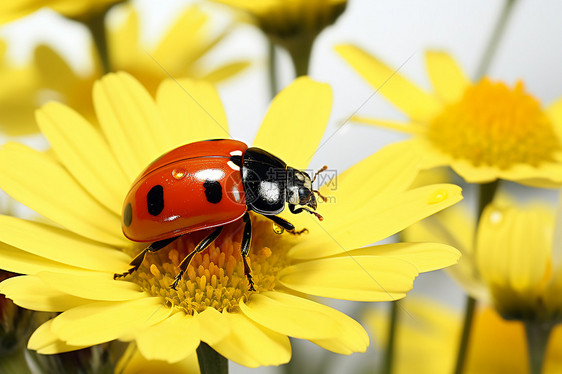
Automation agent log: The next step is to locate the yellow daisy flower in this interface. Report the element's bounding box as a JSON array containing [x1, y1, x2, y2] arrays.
[[406, 198, 562, 323], [336, 46, 562, 186], [368, 298, 562, 374], [0, 0, 123, 24], [0, 72, 462, 367], [0, 4, 248, 135]]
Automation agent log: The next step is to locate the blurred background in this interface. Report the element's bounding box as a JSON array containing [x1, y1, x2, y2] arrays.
[[1, 0, 561, 372]]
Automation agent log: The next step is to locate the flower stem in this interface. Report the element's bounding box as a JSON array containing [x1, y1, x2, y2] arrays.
[[197, 342, 228, 374], [84, 10, 111, 74], [0, 348, 32, 374], [381, 301, 399, 374], [474, 0, 518, 80], [524, 321, 552, 374], [453, 295, 476, 374], [454, 180, 499, 374], [476, 180, 500, 222], [268, 41, 278, 99], [284, 35, 314, 77]]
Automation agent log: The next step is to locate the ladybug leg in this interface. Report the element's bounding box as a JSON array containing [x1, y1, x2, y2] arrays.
[[241, 213, 256, 291], [114, 236, 180, 280], [170, 226, 223, 290], [263, 214, 308, 235], [289, 204, 323, 221]]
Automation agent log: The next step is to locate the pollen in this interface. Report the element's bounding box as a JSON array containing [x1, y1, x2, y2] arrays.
[[426, 78, 561, 169], [127, 214, 294, 315]]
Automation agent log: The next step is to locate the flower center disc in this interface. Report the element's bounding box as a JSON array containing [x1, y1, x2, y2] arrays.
[[427, 79, 560, 169], [128, 215, 292, 315]]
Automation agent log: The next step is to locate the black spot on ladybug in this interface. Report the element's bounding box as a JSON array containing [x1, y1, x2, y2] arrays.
[[230, 155, 242, 167], [203, 180, 222, 204], [147, 185, 164, 216], [123, 203, 133, 227], [204, 139, 224, 142]]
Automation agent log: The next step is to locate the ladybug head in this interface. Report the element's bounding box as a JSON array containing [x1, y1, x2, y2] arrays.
[[286, 167, 328, 220]]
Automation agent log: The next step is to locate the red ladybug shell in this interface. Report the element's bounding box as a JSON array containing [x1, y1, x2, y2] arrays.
[[122, 139, 248, 242]]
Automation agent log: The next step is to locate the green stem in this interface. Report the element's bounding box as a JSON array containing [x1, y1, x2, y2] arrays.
[[84, 10, 111, 74], [454, 180, 499, 374], [524, 322, 552, 374], [381, 301, 399, 374], [284, 35, 314, 77], [453, 296, 477, 374], [476, 180, 500, 223], [197, 342, 228, 374], [474, 0, 518, 80], [268, 41, 278, 99], [0, 348, 32, 374]]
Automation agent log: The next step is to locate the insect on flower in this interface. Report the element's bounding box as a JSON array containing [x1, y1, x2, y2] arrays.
[[115, 139, 328, 291]]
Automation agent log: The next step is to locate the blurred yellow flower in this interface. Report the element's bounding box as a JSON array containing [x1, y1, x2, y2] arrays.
[[406, 197, 562, 324], [336, 46, 562, 187], [212, 0, 346, 40], [0, 72, 462, 367], [212, 0, 347, 75], [367, 298, 562, 374], [0, 0, 123, 24], [0, 41, 41, 136], [0, 4, 248, 135]]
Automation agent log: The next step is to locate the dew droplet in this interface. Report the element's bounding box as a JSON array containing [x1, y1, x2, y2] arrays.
[[428, 189, 448, 204], [172, 168, 186, 179], [489, 210, 503, 224], [272, 223, 284, 235]]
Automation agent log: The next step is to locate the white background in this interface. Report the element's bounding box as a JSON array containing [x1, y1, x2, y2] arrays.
[[1, 0, 562, 372]]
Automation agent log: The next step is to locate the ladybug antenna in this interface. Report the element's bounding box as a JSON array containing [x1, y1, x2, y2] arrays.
[[307, 209, 324, 221], [311, 165, 328, 184], [313, 189, 328, 202]]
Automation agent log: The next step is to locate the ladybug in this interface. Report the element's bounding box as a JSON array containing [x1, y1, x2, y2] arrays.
[[114, 139, 327, 291]]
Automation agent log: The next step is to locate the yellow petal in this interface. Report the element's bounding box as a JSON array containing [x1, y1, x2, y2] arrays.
[[352, 116, 426, 134], [0, 242, 92, 275], [118, 345, 200, 374], [252, 77, 332, 168], [198, 61, 251, 83], [309, 304, 369, 354], [0, 143, 126, 246], [93, 72, 172, 181], [289, 184, 463, 260], [320, 141, 420, 215], [34, 45, 77, 92], [0, 215, 129, 272], [37, 102, 129, 214], [477, 204, 552, 298], [342, 242, 460, 273], [153, 6, 208, 69], [51, 297, 170, 346], [425, 51, 470, 103], [108, 5, 140, 71], [212, 311, 291, 368], [136, 312, 200, 363], [28, 319, 90, 354], [156, 78, 230, 148], [240, 291, 341, 339], [198, 307, 231, 345], [335, 44, 441, 123], [37, 272, 144, 302], [279, 256, 419, 301], [0, 275, 88, 312]]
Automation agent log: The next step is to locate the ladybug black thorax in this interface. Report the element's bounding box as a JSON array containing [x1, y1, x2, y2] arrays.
[[241, 147, 317, 215], [241, 147, 287, 215]]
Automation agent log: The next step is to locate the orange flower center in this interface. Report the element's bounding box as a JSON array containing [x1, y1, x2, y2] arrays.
[[427, 79, 560, 169], [128, 214, 294, 315]]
